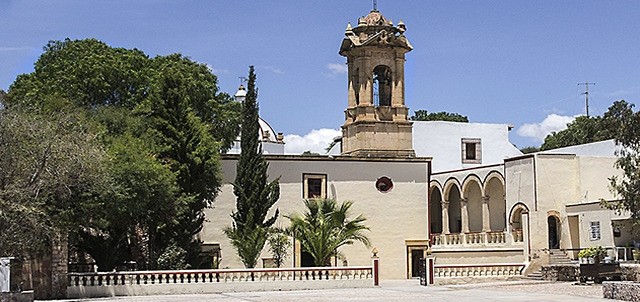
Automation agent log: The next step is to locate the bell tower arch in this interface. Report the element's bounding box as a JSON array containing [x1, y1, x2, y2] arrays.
[[339, 9, 415, 157]]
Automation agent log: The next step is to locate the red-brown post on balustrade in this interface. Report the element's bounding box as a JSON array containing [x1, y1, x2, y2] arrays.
[[371, 248, 379, 286]]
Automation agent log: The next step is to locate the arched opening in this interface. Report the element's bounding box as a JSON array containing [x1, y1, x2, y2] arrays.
[[447, 185, 462, 233], [464, 180, 483, 232], [509, 203, 528, 242], [353, 67, 360, 105], [548, 215, 561, 249], [485, 176, 506, 231], [430, 186, 443, 234], [373, 65, 392, 106]]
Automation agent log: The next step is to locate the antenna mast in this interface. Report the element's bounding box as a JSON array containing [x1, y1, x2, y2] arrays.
[[578, 82, 595, 117]]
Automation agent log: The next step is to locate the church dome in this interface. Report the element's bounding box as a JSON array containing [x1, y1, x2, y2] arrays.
[[258, 117, 278, 142], [361, 10, 391, 26], [226, 84, 285, 155]]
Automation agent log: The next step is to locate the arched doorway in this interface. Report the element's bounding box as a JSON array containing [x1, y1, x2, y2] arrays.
[[430, 186, 443, 234], [485, 176, 506, 231], [463, 180, 483, 232], [447, 185, 462, 233], [548, 216, 560, 249]]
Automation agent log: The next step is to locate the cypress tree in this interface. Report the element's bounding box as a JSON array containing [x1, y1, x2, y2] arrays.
[[224, 66, 280, 268]]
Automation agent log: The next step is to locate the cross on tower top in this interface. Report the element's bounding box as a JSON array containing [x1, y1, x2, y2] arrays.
[[373, 0, 378, 11]]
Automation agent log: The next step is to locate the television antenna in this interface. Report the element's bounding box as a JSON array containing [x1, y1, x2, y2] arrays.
[[578, 82, 595, 117]]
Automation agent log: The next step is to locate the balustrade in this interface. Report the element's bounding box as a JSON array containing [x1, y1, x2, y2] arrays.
[[68, 266, 373, 288], [434, 263, 524, 278], [431, 231, 508, 247], [512, 229, 523, 242]]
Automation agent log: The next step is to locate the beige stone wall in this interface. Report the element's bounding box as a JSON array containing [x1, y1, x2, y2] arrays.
[[505, 154, 624, 258], [432, 249, 523, 264], [201, 155, 430, 280]]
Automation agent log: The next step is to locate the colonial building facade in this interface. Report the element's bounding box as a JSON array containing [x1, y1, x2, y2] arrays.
[[202, 8, 432, 280], [201, 7, 635, 281]]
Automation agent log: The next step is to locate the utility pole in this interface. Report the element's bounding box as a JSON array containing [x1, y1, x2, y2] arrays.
[[578, 82, 595, 117]]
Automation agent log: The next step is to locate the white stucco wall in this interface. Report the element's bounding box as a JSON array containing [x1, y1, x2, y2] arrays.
[[412, 121, 522, 173], [538, 139, 618, 157], [201, 155, 431, 280]]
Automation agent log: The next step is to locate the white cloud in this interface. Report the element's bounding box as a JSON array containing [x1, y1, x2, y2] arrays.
[[0, 46, 34, 52], [326, 63, 348, 74], [284, 128, 341, 155], [259, 65, 283, 74], [517, 114, 576, 142], [205, 63, 228, 75]]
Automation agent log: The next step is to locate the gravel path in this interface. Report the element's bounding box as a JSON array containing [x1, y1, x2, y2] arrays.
[[460, 281, 605, 299], [54, 280, 621, 302]]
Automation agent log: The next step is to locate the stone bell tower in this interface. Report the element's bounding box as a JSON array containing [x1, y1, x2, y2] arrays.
[[339, 9, 415, 157]]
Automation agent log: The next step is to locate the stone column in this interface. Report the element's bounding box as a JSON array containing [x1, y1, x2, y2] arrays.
[[441, 200, 450, 234], [522, 211, 531, 261], [461, 198, 470, 233], [482, 195, 491, 232]]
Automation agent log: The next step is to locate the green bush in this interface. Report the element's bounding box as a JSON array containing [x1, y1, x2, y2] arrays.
[[577, 246, 607, 260], [157, 244, 190, 270]]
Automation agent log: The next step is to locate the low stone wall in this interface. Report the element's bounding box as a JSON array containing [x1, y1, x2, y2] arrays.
[[0, 291, 34, 302], [542, 263, 640, 282], [541, 264, 579, 281], [603, 281, 640, 301], [620, 264, 640, 281]]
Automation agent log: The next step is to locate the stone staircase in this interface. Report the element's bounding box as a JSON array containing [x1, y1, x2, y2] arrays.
[[549, 249, 574, 264], [523, 249, 574, 280], [524, 268, 543, 280]]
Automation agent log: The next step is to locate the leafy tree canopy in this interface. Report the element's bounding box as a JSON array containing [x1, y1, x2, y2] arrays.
[[4, 38, 240, 269], [602, 100, 640, 223], [410, 110, 469, 122], [0, 107, 110, 257], [540, 100, 631, 151], [520, 146, 540, 154]]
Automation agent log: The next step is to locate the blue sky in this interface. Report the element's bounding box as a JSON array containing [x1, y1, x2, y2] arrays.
[[2, 1, 640, 152]]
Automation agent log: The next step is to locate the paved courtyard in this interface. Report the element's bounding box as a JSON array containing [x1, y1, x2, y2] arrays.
[[53, 280, 623, 302]]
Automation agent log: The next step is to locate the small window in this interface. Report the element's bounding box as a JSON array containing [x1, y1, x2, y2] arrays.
[[375, 176, 393, 193], [303, 174, 326, 199], [465, 143, 476, 160], [461, 138, 482, 164], [590, 221, 601, 241]]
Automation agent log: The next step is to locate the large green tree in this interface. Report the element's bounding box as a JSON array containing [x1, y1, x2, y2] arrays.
[[0, 106, 110, 258], [410, 110, 469, 122], [540, 100, 630, 150], [603, 101, 640, 222], [224, 66, 280, 268], [5, 38, 240, 269], [287, 198, 370, 267]]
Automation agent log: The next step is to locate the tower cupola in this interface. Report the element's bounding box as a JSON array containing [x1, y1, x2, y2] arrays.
[[339, 9, 415, 158]]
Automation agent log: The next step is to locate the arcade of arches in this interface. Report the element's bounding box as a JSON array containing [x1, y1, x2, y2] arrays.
[[430, 173, 510, 237]]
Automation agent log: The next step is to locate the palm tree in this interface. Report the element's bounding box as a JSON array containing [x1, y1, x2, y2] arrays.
[[287, 198, 370, 266]]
